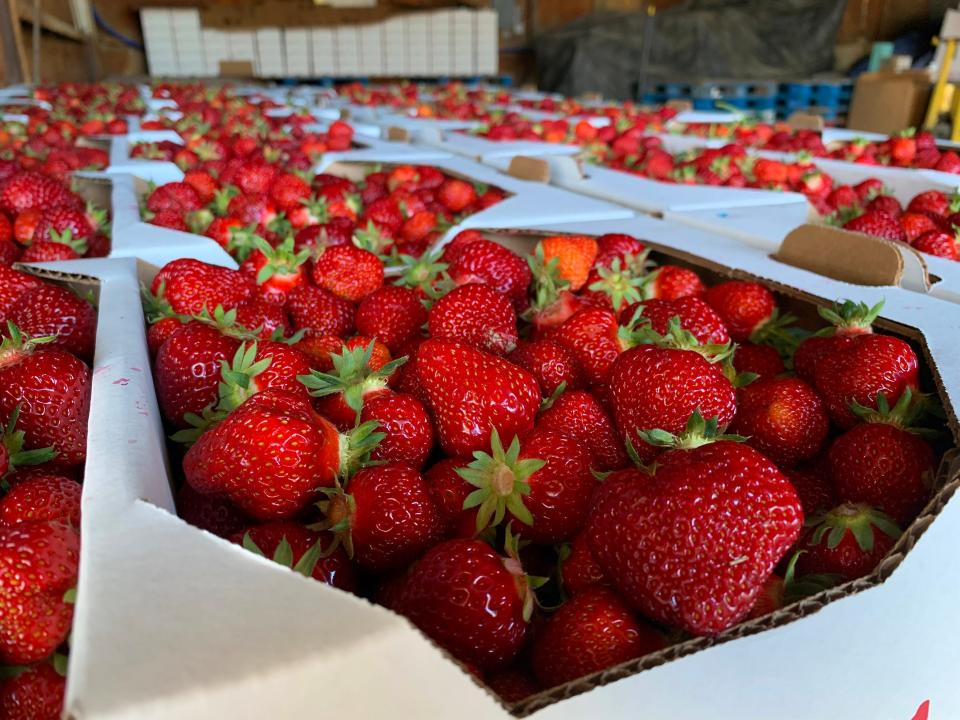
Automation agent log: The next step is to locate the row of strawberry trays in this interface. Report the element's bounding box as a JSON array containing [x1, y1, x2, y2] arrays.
[[15, 208, 959, 719]]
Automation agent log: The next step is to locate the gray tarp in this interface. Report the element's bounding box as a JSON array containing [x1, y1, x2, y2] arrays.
[[535, 0, 848, 100]]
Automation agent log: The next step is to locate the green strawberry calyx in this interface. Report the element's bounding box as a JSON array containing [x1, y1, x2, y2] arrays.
[[0, 321, 58, 368], [2, 404, 58, 472], [636, 409, 745, 451], [849, 387, 942, 440], [394, 249, 448, 302], [749, 308, 801, 357], [252, 236, 310, 286], [805, 502, 901, 555], [780, 550, 843, 604], [587, 255, 649, 313], [298, 341, 407, 424], [459, 427, 545, 534], [141, 281, 189, 324], [192, 304, 262, 341], [242, 532, 325, 579], [624, 315, 735, 365], [525, 244, 572, 320], [501, 522, 549, 623], [49, 228, 89, 256], [814, 299, 883, 338]]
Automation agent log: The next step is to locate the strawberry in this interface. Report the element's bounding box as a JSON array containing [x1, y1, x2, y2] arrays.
[[0, 521, 79, 663], [205, 216, 245, 250], [183, 170, 218, 204], [0, 324, 90, 467], [745, 573, 785, 620], [235, 164, 277, 196], [550, 307, 623, 388], [392, 535, 535, 671], [795, 503, 901, 582], [828, 390, 934, 524], [459, 427, 595, 543], [359, 392, 434, 468], [321, 463, 443, 572], [9, 283, 97, 362], [906, 190, 951, 217], [913, 229, 959, 260], [446, 238, 532, 311], [149, 209, 189, 232], [428, 283, 518, 355], [150, 258, 255, 316], [0, 663, 66, 720], [593, 233, 646, 270], [621, 296, 730, 346], [233, 297, 291, 340], [12, 208, 41, 246], [423, 457, 476, 537], [440, 228, 485, 263], [793, 299, 880, 383], [398, 210, 438, 247], [607, 323, 736, 463], [32, 206, 93, 245], [184, 388, 381, 520], [853, 178, 885, 200], [311, 244, 384, 302], [587, 420, 803, 635], [784, 462, 836, 517], [641, 264, 704, 300], [240, 237, 311, 305], [532, 587, 663, 688], [539, 235, 599, 291], [437, 178, 477, 212], [0, 239, 20, 266], [0, 172, 73, 215], [729, 377, 829, 466], [898, 212, 943, 244], [702, 280, 779, 343], [538, 389, 627, 472], [560, 530, 610, 596], [416, 338, 540, 456], [732, 342, 785, 380], [227, 194, 280, 229], [867, 196, 902, 218], [0, 474, 81, 527], [507, 339, 583, 396], [844, 210, 907, 243], [363, 197, 403, 231], [936, 150, 960, 173], [826, 185, 860, 210], [284, 284, 355, 339], [355, 285, 427, 353], [146, 182, 202, 214], [176, 482, 251, 539], [0, 266, 42, 323], [269, 173, 311, 211], [20, 230, 87, 262], [233, 521, 356, 592]]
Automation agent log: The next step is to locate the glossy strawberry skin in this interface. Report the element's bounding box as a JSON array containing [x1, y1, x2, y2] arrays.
[[620, 296, 730, 346], [784, 464, 836, 517], [829, 423, 934, 525], [843, 211, 907, 243], [551, 308, 623, 388], [0, 663, 66, 720], [561, 530, 610, 596], [428, 283, 518, 355], [231, 521, 356, 592], [507, 339, 583, 396], [446, 238, 532, 311], [311, 244, 384, 303], [151, 258, 255, 316], [9, 284, 97, 362], [812, 334, 918, 429], [154, 323, 239, 427], [532, 587, 663, 688], [416, 338, 540, 456], [0, 348, 90, 467], [0, 521, 79, 664], [646, 265, 704, 300], [795, 507, 898, 582], [176, 483, 251, 539], [393, 538, 529, 671], [0, 474, 81, 527], [183, 389, 341, 520], [607, 345, 737, 463], [702, 281, 775, 342], [588, 443, 803, 635], [538, 390, 627, 472], [342, 464, 443, 572], [422, 457, 476, 537], [359, 392, 433, 469], [733, 342, 785, 380], [0, 266, 44, 324], [484, 668, 538, 703], [355, 285, 426, 354], [730, 377, 829, 466]]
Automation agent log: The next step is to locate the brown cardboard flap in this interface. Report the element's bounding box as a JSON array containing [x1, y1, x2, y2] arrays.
[[774, 224, 930, 289], [386, 126, 410, 142], [219, 60, 254, 77], [69, 175, 113, 212], [506, 156, 551, 183], [787, 111, 825, 131], [339, 108, 352, 120], [665, 99, 693, 113]]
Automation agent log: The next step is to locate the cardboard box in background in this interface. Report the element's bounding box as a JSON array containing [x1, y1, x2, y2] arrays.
[[847, 70, 931, 134]]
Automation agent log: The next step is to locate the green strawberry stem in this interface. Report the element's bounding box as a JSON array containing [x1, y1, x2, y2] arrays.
[[848, 387, 942, 439], [501, 523, 548, 622], [0, 322, 57, 368], [814, 299, 883, 337], [622, 315, 735, 365], [749, 308, 802, 356], [252, 236, 310, 286], [781, 550, 843, 604], [140, 281, 189, 324], [807, 502, 901, 555], [2, 403, 58, 469], [636, 409, 746, 451], [586, 255, 647, 312]]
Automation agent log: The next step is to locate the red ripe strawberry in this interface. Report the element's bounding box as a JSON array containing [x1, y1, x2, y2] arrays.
[[746, 574, 784, 619], [176, 482, 251, 539], [784, 462, 836, 517], [184, 389, 380, 520], [587, 433, 803, 635], [828, 392, 934, 525], [538, 389, 627, 472], [0, 521, 79, 664], [899, 212, 944, 244], [793, 299, 880, 383], [730, 377, 829, 466], [913, 229, 959, 260], [311, 244, 384, 302], [440, 228, 485, 263], [33, 206, 93, 245], [9, 284, 97, 361], [0, 214, 13, 246], [151, 259, 255, 316], [702, 280, 778, 342], [854, 178, 884, 200], [398, 210, 438, 246], [392, 536, 533, 670], [235, 164, 277, 196], [359, 392, 434, 468], [642, 264, 704, 300], [323, 463, 443, 572], [423, 457, 476, 537], [0, 326, 90, 467], [227, 193, 279, 229], [0, 474, 81, 527], [532, 586, 663, 688], [0, 172, 72, 215], [428, 283, 518, 355], [269, 173, 311, 211], [0, 662, 66, 720], [732, 342, 784, 380], [446, 238, 532, 311], [364, 196, 403, 231], [936, 150, 960, 173], [844, 209, 907, 243], [149, 209, 189, 232], [240, 237, 311, 306], [906, 190, 951, 218], [826, 185, 860, 210], [417, 338, 540, 456], [621, 296, 730, 345], [867, 195, 903, 217], [85, 233, 110, 258], [551, 307, 624, 388], [206, 216, 245, 250], [437, 178, 477, 212], [593, 233, 646, 269], [459, 427, 596, 543], [485, 668, 538, 703], [183, 170, 218, 204], [812, 332, 918, 429], [0, 266, 42, 323], [146, 181, 202, 214], [284, 284, 355, 339], [154, 323, 238, 427], [795, 503, 901, 582], [20, 231, 87, 262], [507, 339, 582, 396], [232, 521, 356, 592], [355, 285, 426, 353], [0, 239, 20, 266], [233, 297, 291, 340], [13, 208, 41, 246]]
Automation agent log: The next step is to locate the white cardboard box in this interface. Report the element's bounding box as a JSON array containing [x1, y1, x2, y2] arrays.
[[359, 23, 385, 76], [283, 29, 312, 77], [406, 14, 431, 76], [106, 130, 184, 186], [415, 128, 581, 161]]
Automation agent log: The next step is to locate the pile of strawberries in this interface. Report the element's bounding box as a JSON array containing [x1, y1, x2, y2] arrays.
[[668, 121, 828, 154], [143, 226, 941, 703], [0, 165, 111, 265], [472, 107, 675, 145], [0, 266, 94, 716], [824, 129, 960, 174], [829, 185, 960, 262]]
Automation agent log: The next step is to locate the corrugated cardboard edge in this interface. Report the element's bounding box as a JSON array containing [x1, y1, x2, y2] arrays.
[[386, 126, 410, 143], [506, 156, 551, 184]]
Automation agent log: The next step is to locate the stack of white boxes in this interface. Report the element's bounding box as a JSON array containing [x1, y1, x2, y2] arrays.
[[141, 8, 499, 78]]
